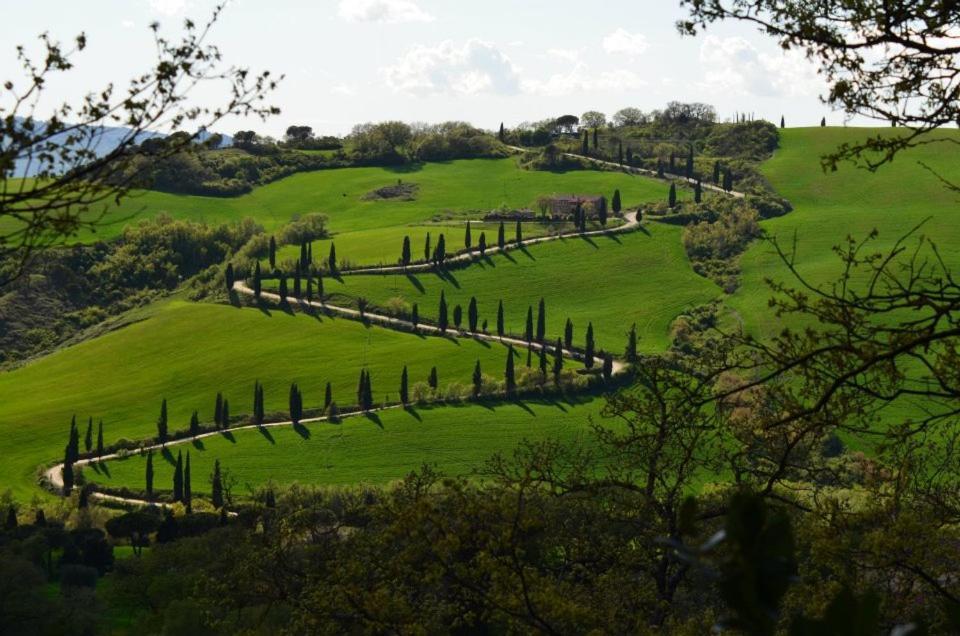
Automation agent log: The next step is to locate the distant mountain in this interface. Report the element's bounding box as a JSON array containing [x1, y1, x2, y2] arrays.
[[10, 119, 232, 177]]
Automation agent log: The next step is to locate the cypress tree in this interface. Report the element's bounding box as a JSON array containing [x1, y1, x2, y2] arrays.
[[400, 366, 409, 404], [157, 399, 168, 444], [626, 147, 633, 164], [473, 360, 483, 396], [515, 220, 523, 245], [585, 322, 596, 369], [695, 180, 702, 204], [553, 337, 564, 382], [498, 122, 505, 141], [617, 140, 623, 165], [496, 300, 505, 337], [62, 454, 74, 496], [592, 127, 598, 150], [524, 306, 534, 343], [300, 241, 308, 270], [453, 305, 463, 330], [820, 116, 826, 127], [173, 451, 184, 501], [67, 415, 79, 463], [780, 115, 785, 129], [306, 275, 314, 301], [84, 417, 93, 453], [278, 276, 288, 304], [317, 272, 324, 299], [538, 345, 548, 375], [401, 235, 411, 266], [328, 242, 337, 274], [364, 371, 374, 410], [289, 382, 302, 424], [328, 401, 339, 423], [145, 451, 154, 499], [468, 297, 479, 333], [357, 370, 367, 410], [184, 452, 192, 513], [625, 323, 638, 362], [253, 261, 262, 299], [581, 129, 589, 154], [190, 410, 199, 436], [602, 353, 613, 381], [713, 160, 721, 184], [211, 460, 224, 509], [478, 232, 487, 256], [307, 242, 313, 267], [215, 392, 223, 428], [435, 233, 446, 265], [498, 221, 505, 250], [536, 298, 546, 342], [269, 235, 277, 269], [723, 168, 733, 192], [505, 345, 516, 395], [668, 183, 677, 208], [96, 419, 104, 458], [424, 232, 431, 262], [598, 196, 608, 226], [293, 262, 302, 297], [324, 382, 332, 411], [252, 381, 261, 425], [411, 303, 419, 329], [429, 367, 438, 390], [669, 152, 676, 172], [564, 318, 573, 350], [657, 159, 665, 178], [438, 291, 449, 333], [222, 399, 230, 428], [685, 146, 694, 177], [258, 383, 265, 423], [612, 189, 621, 214], [465, 221, 472, 251], [526, 344, 532, 368], [225, 262, 235, 291]]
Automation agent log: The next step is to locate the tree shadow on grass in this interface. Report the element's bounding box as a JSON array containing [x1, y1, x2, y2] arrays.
[[293, 423, 310, 439], [501, 249, 517, 264], [192, 438, 205, 451], [405, 273, 425, 293], [219, 430, 236, 444], [602, 232, 622, 245], [512, 400, 536, 415], [518, 245, 535, 260], [364, 411, 384, 428], [161, 447, 175, 465], [636, 223, 650, 236], [256, 300, 273, 317], [578, 234, 598, 248], [92, 462, 111, 477], [435, 268, 460, 288], [404, 406, 422, 422], [258, 426, 276, 444]]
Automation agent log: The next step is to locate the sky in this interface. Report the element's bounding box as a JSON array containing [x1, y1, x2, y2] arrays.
[[0, 0, 852, 137]]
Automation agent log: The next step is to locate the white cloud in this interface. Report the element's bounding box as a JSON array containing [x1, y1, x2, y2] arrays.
[[698, 35, 822, 98], [546, 48, 582, 63], [602, 28, 649, 58], [381, 39, 521, 96], [331, 83, 358, 96], [121, 19, 135, 29], [337, 0, 434, 24], [523, 64, 646, 97], [148, 0, 187, 16]]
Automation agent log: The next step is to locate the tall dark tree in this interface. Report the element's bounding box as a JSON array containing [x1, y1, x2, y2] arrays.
[[468, 297, 479, 333], [324, 381, 332, 411], [145, 451, 154, 499], [564, 318, 574, 350], [306, 275, 314, 301], [538, 345, 548, 376], [364, 371, 374, 410], [269, 235, 277, 269], [581, 129, 589, 154], [96, 419, 104, 458], [173, 451, 184, 502], [669, 152, 676, 172], [657, 159, 665, 178], [299, 241, 308, 270], [401, 235, 411, 267], [433, 233, 447, 265], [592, 127, 598, 150], [211, 460, 224, 509], [585, 322, 596, 369], [253, 261, 262, 299], [400, 366, 409, 404], [328, 401, 339, 423], [612, 189, 622, 214], [780, 115, 785, 129], [478, 232, 487, 256], [424, 232, 431, 262], [225, 262, 235, 291], [694, 180, 702, 204], [328, 242, 337, 274], [685, 146, 694, 177], [498, 221, 506, 250], [253, 381, 264, 425], [598, 198, 608, 226], [428, 366, 438, 390], [471, 360, 483, 396], [84, 417, 93, 453], [67, 415, 80, 463], [453, 305, 463, 330], [668, 183, 677, 208], [515, 220, 523, 245], [602, 353, 613, 381], [157, 399, 168, 444], [722, 168, 733, 192], [215, 392, 223, 428], [184, 452, 192, 513], [505, 345, 516, 395], [497, 300, 505, 337], [438, 291, 449, 333], [307, 242, 313, 268], [553, 337, 564, 382], [821, 116, 826, 127], [713, 160, 721, 184], [316, 272, 324, 299], [464, 221, 472, 251], [293, 262, 302, 297], [411, 303, 419, 329], [625, 323, 638, 363], [62, 453, 74, 496], [536, 298, 546, 343], [617, 140, 623, 165], [189, 410, 199, 436], [289, 382, 302, 424], [524, 306, 534, 343], [498, 122, 505, 141], [357, 370, 367, 410], [278, 275, 288, 304]]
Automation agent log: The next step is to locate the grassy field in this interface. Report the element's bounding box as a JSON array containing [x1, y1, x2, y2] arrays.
[[48, 157, 679, 243], [0, 298, 519, 498], [279, 222, 720, 352], [86, 398, 606, 495], [730, 127, 960, 336]]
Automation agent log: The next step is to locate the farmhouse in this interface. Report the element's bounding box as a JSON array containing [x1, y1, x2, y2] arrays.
[[537, 194, 608, 219]]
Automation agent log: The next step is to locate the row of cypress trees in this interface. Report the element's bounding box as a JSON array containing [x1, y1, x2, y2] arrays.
[[145, 450, 225, 509]]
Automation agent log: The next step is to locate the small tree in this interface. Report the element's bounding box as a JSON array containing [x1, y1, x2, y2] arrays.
[[211, 460, 224, 509], [553, 338, 564, 383], [438, 291, 449, 333], [564, 318, 574, 350], [269, 236, 277, 269], [592, 127, 599, 150], [585, 322, 596, 369], [713, 160, 721, 184], [424, 232, 431, 262], [173, 451, 184, 502], [625, 323, 638, 363], [293, 262, 302, 297], [478, 232, 487, 256], [289, 382, 302, 424], [497, 300, 505, 337], [524, 306, 534, 343], [401, 235, 411, 267], [821, 116, 826, 127], [453, 304, 463, 330], [498, 221, 505, 250], [157, 399, 168, 445], [84, 417, 93, 453], [505, 345, 516, 395], [400, 366, 409, 404], [328, 242, 337, 274], [602, 353, 613, 381], [722, 169, 733, 193], [67, 416, 80, 463], [780, 115, 785, 129], [145, 452, 154, 499], [498, 122, 505, 141], [468, 297, 479, 333], [538, 344, 548, 376], [411, 303, 419, 329], [317, 272, 324, 299], [472, 360, 483, 396], [189, 410, 199, 437], [612, 189, 622, 214], [581, 129, 589, 154], [225, 262, 235, 291], [253, 261, 262, 299], [429, 367, 438, 390], [278, 275, 288, 304], [598, 197, 608, 226], [668, 183, 677, 208], [465, 221, 472, 251], [618, 140, 623, 165], [96, 419, 104, 458], [324, 382, 333, 411]]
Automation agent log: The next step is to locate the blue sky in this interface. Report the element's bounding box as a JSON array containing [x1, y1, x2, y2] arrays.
[[1, 0, 843, 137]]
